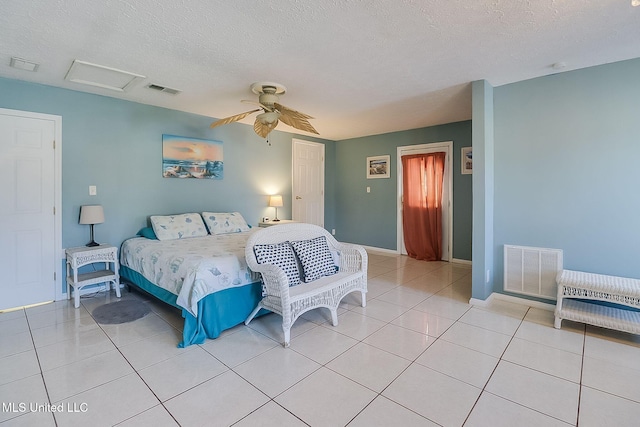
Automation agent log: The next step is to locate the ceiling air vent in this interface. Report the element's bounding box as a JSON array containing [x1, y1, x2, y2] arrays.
[[146, 84, 181, 95], [10, 57, 39, 72]]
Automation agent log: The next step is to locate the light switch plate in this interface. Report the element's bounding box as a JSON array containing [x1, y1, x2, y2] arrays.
[[89, 185, 97, 196]]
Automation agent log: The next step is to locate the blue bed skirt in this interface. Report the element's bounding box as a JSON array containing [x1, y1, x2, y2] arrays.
[[120, 266, 265, 347]]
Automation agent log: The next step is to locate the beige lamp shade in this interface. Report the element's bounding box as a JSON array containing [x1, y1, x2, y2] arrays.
[[79, 205, 105, 225], [79, 205, 104, 247], [268, 195, 283, 207]]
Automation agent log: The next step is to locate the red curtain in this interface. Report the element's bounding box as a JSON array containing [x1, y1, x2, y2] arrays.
[[401, 152, 446, 261]]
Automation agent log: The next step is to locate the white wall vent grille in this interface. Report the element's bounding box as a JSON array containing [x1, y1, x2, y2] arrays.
[[504, 245, 563, 300]]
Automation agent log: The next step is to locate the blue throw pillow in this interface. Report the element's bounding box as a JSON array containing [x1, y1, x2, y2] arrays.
[[254, 242, 301, 287], [136, 227, 158, 240], [290, 236, 337, 283]]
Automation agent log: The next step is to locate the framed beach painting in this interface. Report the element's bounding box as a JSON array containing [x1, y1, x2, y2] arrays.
[[162, 135, 223, 179], [367, 155, 390, 179], [461, 147, 472, 175]]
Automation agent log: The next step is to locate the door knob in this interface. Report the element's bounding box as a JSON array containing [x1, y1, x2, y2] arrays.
[[296, 196, 302, 200]]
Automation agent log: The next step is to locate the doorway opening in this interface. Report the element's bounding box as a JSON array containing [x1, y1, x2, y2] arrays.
[[397, 141, 453, 261]]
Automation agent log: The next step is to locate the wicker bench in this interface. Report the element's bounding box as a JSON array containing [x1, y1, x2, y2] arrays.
[[244, 223, 368, 347], [554, 269, 640, 334]]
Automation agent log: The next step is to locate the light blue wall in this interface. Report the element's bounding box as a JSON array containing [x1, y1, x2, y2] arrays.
[[334, 122, 473, 260], [491, 57, 640, 293], [471, 80, 494, 299], [0, 77, 336, 251]]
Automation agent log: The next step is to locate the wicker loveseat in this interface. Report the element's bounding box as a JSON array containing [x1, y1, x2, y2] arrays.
[[245, 223, 368, 347]]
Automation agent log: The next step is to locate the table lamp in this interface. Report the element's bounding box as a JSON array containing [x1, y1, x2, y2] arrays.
[[268, 195, 283, 222], [79, 205, 105, 247]]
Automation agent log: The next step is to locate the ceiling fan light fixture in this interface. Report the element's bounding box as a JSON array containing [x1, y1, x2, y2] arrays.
[[257, 111, 279, 124]]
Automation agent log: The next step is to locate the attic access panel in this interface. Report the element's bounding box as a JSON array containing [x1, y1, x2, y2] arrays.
[[64, 60, 145, 92]]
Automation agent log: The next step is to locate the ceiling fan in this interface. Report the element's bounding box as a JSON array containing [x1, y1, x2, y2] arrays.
[[210, 82, 319, 138]]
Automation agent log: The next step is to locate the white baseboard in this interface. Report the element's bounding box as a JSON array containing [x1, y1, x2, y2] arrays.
[[359, 245, 398, 255], [359, 245, 474, 264], [470, 292, 555, 312], [357, 244, 473, 265]]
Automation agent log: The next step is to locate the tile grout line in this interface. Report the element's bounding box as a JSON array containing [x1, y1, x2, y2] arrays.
[[459, 306, 529, 426], [224, 276, 455, 426], [358, 263, 473, 424], [337, 277, 470, 426], [464, 305, 583, 424], [575, 322, 587, 426], [79, 296, 184, 427], [7, 308, 60, 426]]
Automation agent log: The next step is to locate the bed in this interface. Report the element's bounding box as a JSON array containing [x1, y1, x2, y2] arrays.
[[119, 212, 265, 347]]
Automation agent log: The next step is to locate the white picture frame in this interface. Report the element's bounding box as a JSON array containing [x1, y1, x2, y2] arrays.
[[461, 147, 472, 175], [366, 155, 390, 179]]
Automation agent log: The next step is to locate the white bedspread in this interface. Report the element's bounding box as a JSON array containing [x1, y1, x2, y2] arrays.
[[120, 230, 259, 316]]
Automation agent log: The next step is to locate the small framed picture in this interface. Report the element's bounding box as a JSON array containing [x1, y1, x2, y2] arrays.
[[461, 147, 472, 175], [366, 155, 390, 179]]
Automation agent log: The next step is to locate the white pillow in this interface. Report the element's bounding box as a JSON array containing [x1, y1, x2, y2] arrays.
[[202, 212, 250, 235], [150, 213, 208, 241]]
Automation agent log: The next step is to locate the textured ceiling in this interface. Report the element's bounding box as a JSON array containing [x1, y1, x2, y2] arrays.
[[1, 0, 639, 140]]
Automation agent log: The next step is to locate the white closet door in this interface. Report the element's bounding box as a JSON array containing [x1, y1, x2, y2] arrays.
[[0, 110, 58, 310], [292, 139, 325, 226]]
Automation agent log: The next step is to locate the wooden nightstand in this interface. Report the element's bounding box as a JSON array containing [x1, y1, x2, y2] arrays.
[[258, 219, 298, 228], [66, 245, 120, 308]]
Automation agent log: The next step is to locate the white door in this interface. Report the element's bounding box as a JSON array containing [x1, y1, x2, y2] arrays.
[[397, 142, 453, 261], [0, 109, 61, 310], [292, 139, 324, 226]]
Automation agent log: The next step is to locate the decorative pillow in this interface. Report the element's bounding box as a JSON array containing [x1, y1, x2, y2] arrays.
[[136, 227, 157, 240], [202, 212, 250, 235], [150, 213, 208, 241], [254, 242, 301, 287], [290, 236, 337, 283]]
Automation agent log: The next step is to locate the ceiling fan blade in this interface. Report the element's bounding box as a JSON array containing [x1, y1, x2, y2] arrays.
[[254, 117, 279, 138], [278, 110, 319, 134], [241, 100, 273, 111], [209, 109, 261, 129], [274, 102, 314, 120]]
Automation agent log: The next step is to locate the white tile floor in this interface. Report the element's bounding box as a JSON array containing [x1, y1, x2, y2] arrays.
[[2, 252, 640, 426]]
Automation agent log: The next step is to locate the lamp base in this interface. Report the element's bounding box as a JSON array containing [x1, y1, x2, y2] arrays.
[[272, 219, 280, 222], [86, 224, 99, 247]]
